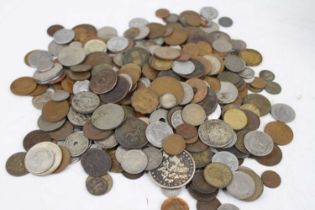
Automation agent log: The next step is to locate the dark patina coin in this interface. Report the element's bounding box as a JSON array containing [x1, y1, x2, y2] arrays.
[[85, 176, 108, 196], [198, 87, 218, 115], [197, 198, 221, 210], [81, 148, 112, 177], [115, 117, 148, 149], [100, 75, 130, 104], [187, 184, 219, 202], [5, 152, 29, 176], [122, 47, 150, 67], [48, 121, 74, 141], [90, 69, 117, 94], [23, 130, 52, 151], [191, 170, 218, 194]]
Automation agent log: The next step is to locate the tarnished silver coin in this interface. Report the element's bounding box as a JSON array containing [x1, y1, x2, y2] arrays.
[[224, 54, 246, 73], [71, 91, 100, 114], [115, 146, 128, 163], [91, 103, 125, 130], [97, 26, 118, 41], [217, 204, 240, 210], [145, 121, 173, 148], [33, 63, 63, 83], [172, 61, 195, 75], [48, 41, 66, 57], [94, 134, 118, 149], [200, 6, 218, 20], [271, 103, 296, 123], [67, 107, 90, 126], [212, 151, 239, 171], [180, 82, 194, 105], [121, 149, 148, 174], [73, 80, 90, 94], [219, 17, 233, 27], [161, 187, 182, 197], [53, 28, 75, 44], [198, 119, 236, 148], [27, 50, 54, 71], [65, 132, 90, 157], [51, 90, 70, 102], [216, 81, 238, 104], [259, 70, 275, 82], [134, 26, 150, 40], [70, 64, 92, 72], [37, 115, 65, 132], [24, 146, 55, 175], [129, 17, 148, 28], [107, 36, 129, 53], [244, 131, 274, 156], [150, 151, 195, 189], [143, 146, 163, 171], [58, 46, 86, 66], [212, 38, 233, 53], [227, 171, 256, 200]]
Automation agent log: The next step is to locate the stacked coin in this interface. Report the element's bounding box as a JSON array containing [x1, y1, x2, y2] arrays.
[[6, 6, 295, 210]]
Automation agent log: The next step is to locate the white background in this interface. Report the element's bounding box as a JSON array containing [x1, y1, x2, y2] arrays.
[[0, 0, 315, 209]]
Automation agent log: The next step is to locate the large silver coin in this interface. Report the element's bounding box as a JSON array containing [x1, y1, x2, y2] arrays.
[[150, 151, 195, 189], [244, 131, 273, 156], [97, 26, 118, 41], [27, 50, 54, 71], [271, 103, 296, 123], [65, 132, 90, 157], [227, 171, 256, 200], [24, 146, 54, 175], [212, 151, 239, 171], [71, 91, 100, 114], [145, 121, 173, 148], [58, 46, 86, 66], [120, 149, 148, 174], [216, 81, 238, 104]]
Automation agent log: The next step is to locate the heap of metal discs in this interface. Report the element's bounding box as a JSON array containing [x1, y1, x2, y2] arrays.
[[6, 6, 296, 210]]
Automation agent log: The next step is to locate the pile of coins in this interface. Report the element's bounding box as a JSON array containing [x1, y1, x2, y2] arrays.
[[6, 6, 296, 210]]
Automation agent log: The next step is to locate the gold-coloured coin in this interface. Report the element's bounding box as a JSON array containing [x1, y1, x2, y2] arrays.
[[119, 63, 141, 85], [149, 56, 173, 71], [239, 49, 263, 66], [131, 88, 159, 114], [223, 108, 248, 130], [203, 163, 232, 188], [240, 103, 260, 116]]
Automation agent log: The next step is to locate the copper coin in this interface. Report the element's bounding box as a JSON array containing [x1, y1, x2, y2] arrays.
[[197, 198, 221, 210], [176, 123, 198, 142], [243, 110, 260, 131], [255, 145, 282, 166], [165, 29, 188, 45], [48, 121, 74, 141], [5, 152, 29, 176], [84, 52, 112, 66], [119, 63, 141, 85], [155, 8, 170, 18], [186, 140, 209, 153], [61, 77, 74, 93], [131, 88, 159, 114], [81, 148, 112, 177], [261, 170, 281, 188], [10, 77, 37, 96], [23, 130, 52, 151], [100, 75, 130, 104], [90, 69, 117, 94], [264, 121, 293, 145], [53, 146, 71, 173], [188, 184, 218, 202], [109, 150, 123, 173], [42, 100, 69, 122], [180, 10, 202, 27], [47, 24, 64, 36], [72, 24, 97, 43], [162, 134, 186, 155], [123, 27, 140, 39], [83, 120, 113, 140], [186, 78, 208, 103], [250, 77, 267, 89], [191, 170, 218, 194], [147, 23, 166, 38], [161, 197, 189, 210], [30, 84, 48, 96]]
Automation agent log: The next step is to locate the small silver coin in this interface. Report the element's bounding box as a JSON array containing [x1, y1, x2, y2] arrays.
[[48, 41, 66, 57], [180, 82, 194, 105], [65, 132, 90, 157], [51, 90, 70, 102], [244, 131, 274, 156], [73, 80, 90, 94], [216, 81, 238, 104], [134, 26, 150, 40], [160, 93, 177, 109], [149, 109, 169, 124], [224, 54, 246, 73], [172, 61, 195, 75], [219, 17, 233, 27], [217, 203, 240, 210], [161, 188, 182, 197], [227, 171, 256, 200], [24, 146, 55, 174], [231, 39, 247, 51], [212, 151, 239, 171], [200, 7, 219, 20], [97, 26, 118, 41], [121, 149, 148, 174], [129, 17, 148, 28], [107, 36, 129, 53], [67, 107, 90, 126], [91, 103, 125, 130], [71, 91, 100, 114], [145, 121, 173, 148], [27, 50, 54, 71], [53, 29, 75, 44], [58, 46, 86, 66], [170, 109, 184, 128], [271, 103, 295, 123], [37, 115, 65, 132], [143, 146, 163, 171]]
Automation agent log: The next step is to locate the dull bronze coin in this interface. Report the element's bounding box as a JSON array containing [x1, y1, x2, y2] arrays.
[[23, 130, 52, 151], [261, 170, 281, 188], [86, 176, 108, 196], [83, 120, 113, 141], [5, 152, 29, 176], [10, 77, 37, 96], [81, 148, 112, 177], [42, 100, 69, 122], [264, 121, 293, 145]]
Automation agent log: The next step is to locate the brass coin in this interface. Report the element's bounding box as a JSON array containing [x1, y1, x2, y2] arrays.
[[161, 197, 189, 210], [165, 29, 188, 45], [196, 41, 213, 56], [203, 163, 233, 188], [72, 24, 97, 43], [147, 22, 166, 38], [240, 103, 260, 116], [162, 134, 186, 155], [42, 100, 69, 122], [186, 78, 208, 103], [183, 43, 199, 57], [182, 104, 206, 126], [223, 108, 248, 130], [250, 77, 267, 89], [131, 88, 159, 114], [264, 121, 293, 145], [153, 47, 180, 60], [180, 10, 202, 27], [261, 170, 281, 188], [255, 145, 282, 166], [47, 24, 64, 36], [142, 64, 158, 80], [149, 56, 173, 71], [10, 77, 37, 96], [53, 146, 71, 173], [156, 8, 171, 18], [239, 49, 263, 66]]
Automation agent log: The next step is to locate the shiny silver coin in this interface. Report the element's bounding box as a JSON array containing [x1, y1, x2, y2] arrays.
[[107, 36, 129, 53], [58, 46, 86, 66], [172, 61, 195, 75], [73, 80, 90, 94], [271, 103, 295, 123]]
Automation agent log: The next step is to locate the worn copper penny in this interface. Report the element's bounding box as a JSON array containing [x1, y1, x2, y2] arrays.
[[162, 134, 186, 155], [255, 145, 282, 166], [100, 75, 130, 103], [42, 100, 69, 122], [156, 8, 170, 18], [131, 88, 159, 114], [165, 29, 188, 45], [261, 170, 281, 188], [83, 120, 113, 140], [5, 152, 29, 176], [264, 121, 293, 145], [161, 197, 189, 210], [10, 77, 37, 96], [23, 130, 52, 151], [53, 146, 71, 173], [47, 24, 64, 36]]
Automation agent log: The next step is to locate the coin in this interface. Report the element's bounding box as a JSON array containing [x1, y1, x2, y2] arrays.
[[91, 103, 125, 130], [223, 108, 248, 130], [212, 151, 239, 171], [53, 146, 71, 173], [71, 91, 100, 114], [217, 204, 240, 210], [162, 134, 186, 155], [67, 107, 90, 126], [226, 171, 255, 200], [261, 170, 281, 188], [90, 69, 117, 94], [146, 121, 173, 148], [154, 47, 180, 60], [100, 75, 131, 103], [238, 166, 264, 201], [239, 49, 262, 66], [243, 94, 271, 116], [143, 146, 163, 171], [131, 88, 159, 114], [53, 28, 75, 44], [200, 7, 218, 20], [255, 145, 282, 166], [191, 170, 218, 194], [203, 163, 232, 188], [224, 54, 245, 72], [191, 149, 213, 169], [42, 100, 69, 122], [160, 93, 177, 109], [259, 70, 275, 81], [10, 77, 37, 96], [86, 176, 108, 196], [172, 61, 195, 75], [83, 120, 112, 140], [58, 46, 86, 66], [216, 81, 238, 104], [180, 82, 194, 105], [65, 132, 89, 157], [81, 148, 112, 177], [121, 149, 148, 174], [6, 152, 29, 176], [51, 90, 70, 102], [161, 188, 182, 197], [161, 197, 189, 210], [107, 36, 129, 52], [264, 121, 293, 145], [197, 198, 221, 210], [182, 104, 206, 126], [271, 103, 296, 123], [219, 17, 233, 27], [244, 131, 274, 156], [23, 130, 52, 151], [37, 115, 66, 132]]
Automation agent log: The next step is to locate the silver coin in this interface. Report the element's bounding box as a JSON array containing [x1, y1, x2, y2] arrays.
[[216, 81, 238, 104], [115, 146, 128, 163], [244, 77, 256, 83], [24, 146, 55, 174], [53, 29, 75, 45], [120, 73, 133, 91], [69, 41, 83, 48], [231, 39, 247, 51], [212, 151, 239, 171], [145, 121, 173, 148], [172, 61, 195, 75], [223, 133, 238, 149], [224, 54, 246, 73], [219, 17, 233, 27], [33, 63, 63, 83], [67, 107, 90, 126], [244, 131, 274, 156], [32, 90, 53, 110], [51, 90, 70, 102], [149, 109, 169, 124], [121, 149, 148, 174], [180, 82, 194, 105], [271, 103, 295, 123], [143, 146, 163, 171], [212, 38, 232, 53], [265, 81, 282, 95], [48, 41, 66, 57], [37, 142, 63, 175], [94, 134, 118, 149], [200, 7, 218, 20], [161, 187, 182, 197], [170, 110, 184, 128], [58, 46, 86, 66], [37, 115, 65, 132], [65, 132, 90, 157], [217, 203, 240, 210], [150, 151, 195, 189], [70, 64, 92, 72], [259, 70, 275, 82], [239, 67, 255, 79], [227, 171, 256, 200], [134, 26, 150, 40], [198, 119, 236, 148], [71, 91, 100, 114], [164, 13, 179, 23], [73, 80, 90, 94], [160, 93, 177, 109], [207, 104, 222, 120], [97, 26, 118, 41], [129, 17, 148, 28], [107, 36, 129, 53], [27, 50, 54, 71], [91, 103, 125, 130], [201, 21, 220, 34]]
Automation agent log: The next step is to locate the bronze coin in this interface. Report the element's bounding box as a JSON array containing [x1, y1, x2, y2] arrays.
[[261, 170, 281, 188], [176, 123, 198, 141], [66, 70, 91, 81], [250, 77, 267, 89], [186, 140, 209, 153], [53, 146, 71, 173], [5, 152, 29, 176], [123, 27, 140, 39], [86, 176, 108, 196], [264, 121, 293, 145], [30, 84, 49, 96], [90, 69, 117, 94], [183, 43, 199, 57], [83, 120, 113, 140], [48, 121, 74, 141], [72, 24, 97, 43], [23, 130, 52, 151], [165, 29, 188, 45], [161, 197, 189, 210], [155, 8, 170, 18], [197, 198, 221, 210], [180, 10, 202, 27], [81, 148, 112, 177], [243, 109, 260, 131], [255, 145, 282, 166], [186, 78, 208, 103], [42, 100, 69, 122], [243, 94, 271, 116], [84, 52, 112, 66], [131, 88, 159, 114], [100, 75, 130, 104], [10, 77, 37, 96], [61, 77, 74, 93], [147, 23, 166, 38], [142, 64, 158, 80], [191, 170, 218, 194], [198, 87, 218, 116], [47, 24, 64, 36], [119, 63, 141, 85], [162, 134, 186, 155]]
